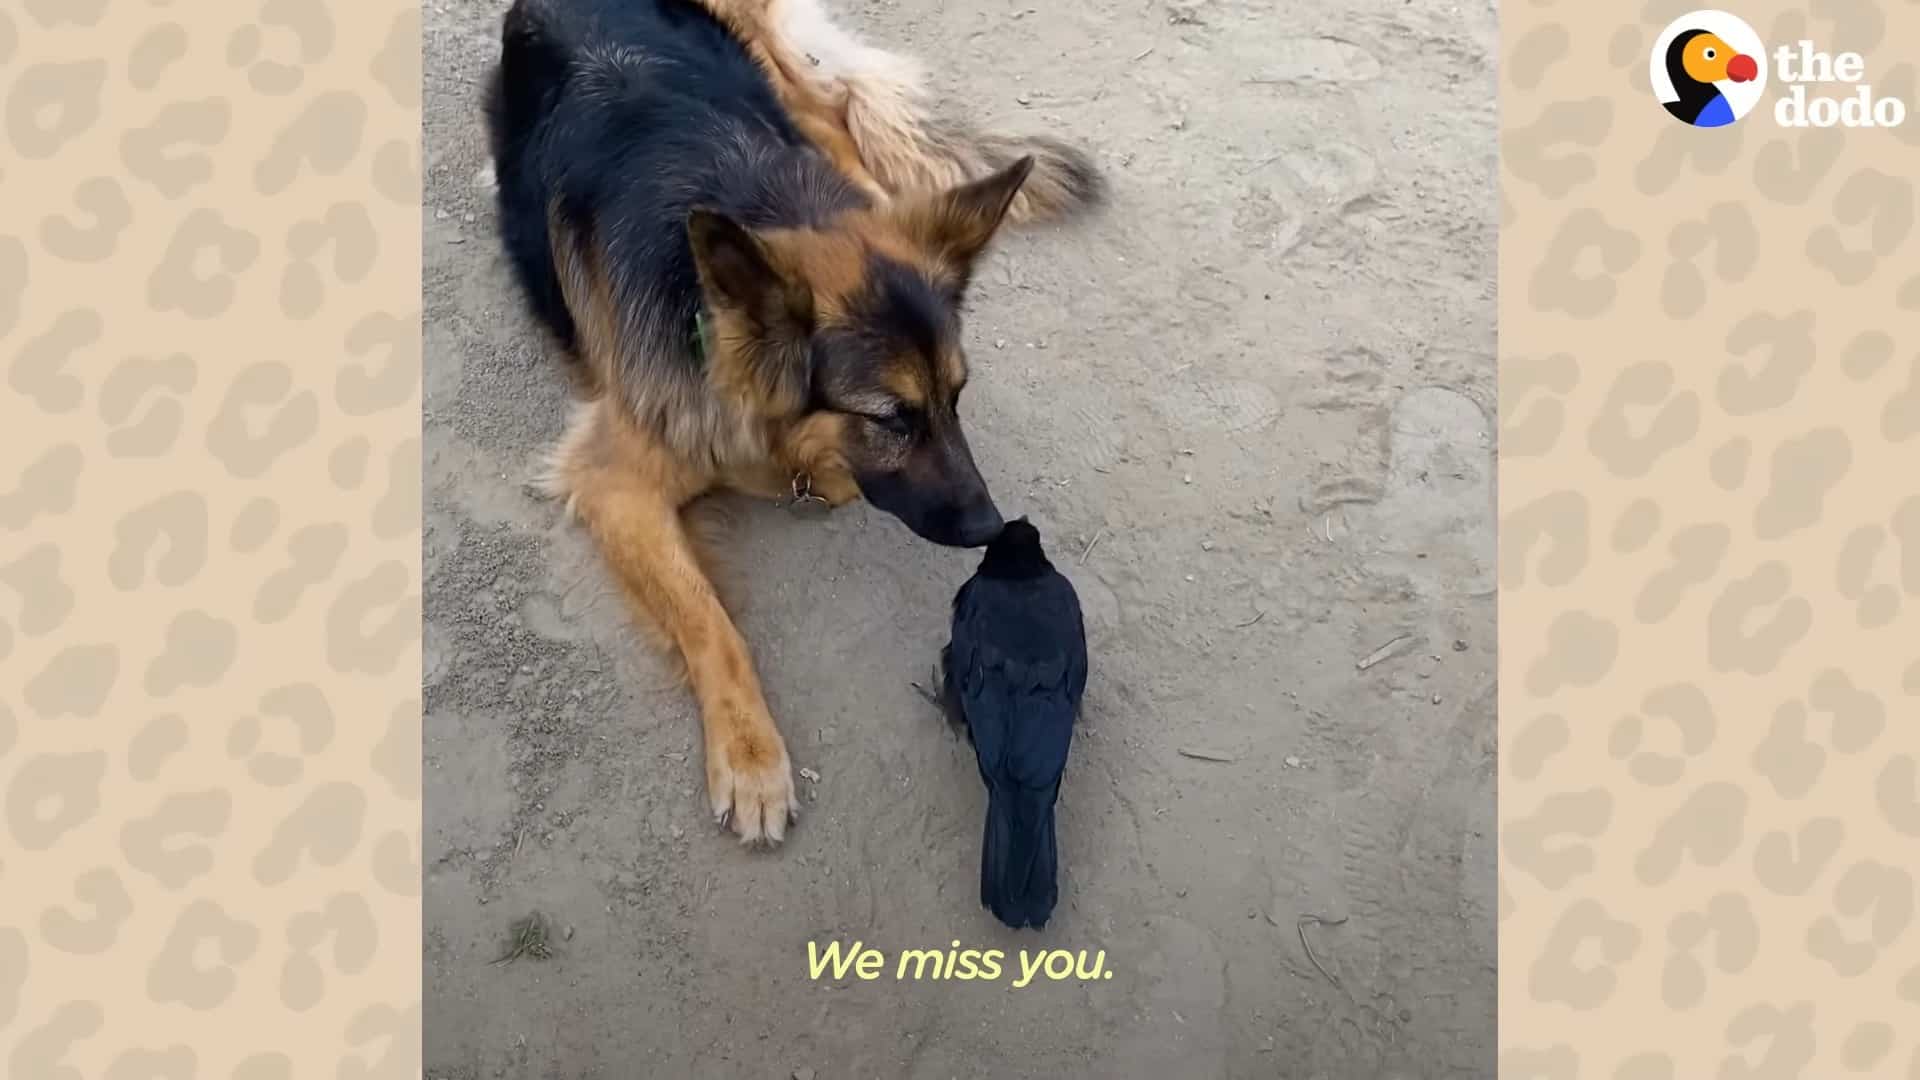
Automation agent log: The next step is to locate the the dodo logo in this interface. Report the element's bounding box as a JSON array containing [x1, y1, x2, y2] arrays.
[[1651, 11, 1767, 128]]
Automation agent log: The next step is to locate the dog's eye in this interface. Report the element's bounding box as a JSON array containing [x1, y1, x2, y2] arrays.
[[869, 409, 915, 437]]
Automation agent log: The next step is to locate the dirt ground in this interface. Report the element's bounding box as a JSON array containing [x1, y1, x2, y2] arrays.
[[423, 0, 1497, 1076]]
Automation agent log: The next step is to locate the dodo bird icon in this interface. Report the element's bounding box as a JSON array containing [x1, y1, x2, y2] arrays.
[[1661, 27, 1760, 127]]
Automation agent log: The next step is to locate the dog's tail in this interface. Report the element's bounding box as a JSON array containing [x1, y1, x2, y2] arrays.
[[767, 0, 1104, 224]]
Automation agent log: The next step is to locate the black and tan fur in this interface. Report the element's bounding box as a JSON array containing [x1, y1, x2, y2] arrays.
[[484, 0, 1101, 845]]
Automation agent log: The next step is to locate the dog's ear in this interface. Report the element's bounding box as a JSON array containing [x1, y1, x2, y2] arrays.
[[687, 208, 814, 337], [899, 155, 1034, 282], [687, 209, 813, 413]]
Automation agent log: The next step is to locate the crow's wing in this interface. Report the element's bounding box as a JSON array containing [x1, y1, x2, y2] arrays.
[[949, 574, 1082, 793]]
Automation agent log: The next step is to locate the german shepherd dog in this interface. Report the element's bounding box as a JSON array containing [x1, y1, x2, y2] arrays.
[[484, 0, 1101, 845]]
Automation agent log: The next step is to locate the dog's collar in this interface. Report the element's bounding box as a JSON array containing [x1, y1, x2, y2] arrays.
[[784, 471, 829, 515], [690, 308, 715, 365]]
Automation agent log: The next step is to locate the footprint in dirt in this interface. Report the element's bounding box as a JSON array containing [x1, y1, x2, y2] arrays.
[[1350, 386, 1494, 597], [1148, 378, 1282, 437]]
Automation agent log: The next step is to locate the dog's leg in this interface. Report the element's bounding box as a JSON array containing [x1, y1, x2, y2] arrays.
[[548, 405, 800, 845]]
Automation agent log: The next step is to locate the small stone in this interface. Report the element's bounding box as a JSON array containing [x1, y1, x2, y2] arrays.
[[1016, 92, 1031, 105], [1398, 1008, 1412, 1023], [1184, 574, 1195, 582], [434, 208, 450, 220], [1183, 474, 1193, 484], [1431, 695, 1442, 705], [1284, 756, 1302, 768], [463, 212, 477, 224], [1452, 639, 1468, 652], [564, 925, 575, 941], [994, 339, 1007, 349], [1201, 540, 1215, 551], [670, 825, 684, 839], [1175, 887, 1188, 898], [799, 767, 822, 783], [794, 1069, 816, 1080]]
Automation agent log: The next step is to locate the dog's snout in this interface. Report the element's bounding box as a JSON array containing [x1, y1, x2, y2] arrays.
[[952, 498, 1005, 548]]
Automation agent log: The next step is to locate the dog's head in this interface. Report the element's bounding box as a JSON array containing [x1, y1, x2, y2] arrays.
[[688, 157, 1034, 548]]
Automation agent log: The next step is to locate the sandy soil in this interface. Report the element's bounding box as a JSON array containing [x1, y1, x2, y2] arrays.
[[423, 0, 1497, 1075]]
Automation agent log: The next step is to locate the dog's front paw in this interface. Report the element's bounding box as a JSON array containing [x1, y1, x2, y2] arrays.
[[706, 718, 800, 847]]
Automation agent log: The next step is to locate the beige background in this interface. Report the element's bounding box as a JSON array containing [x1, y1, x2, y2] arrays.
[[1502, 1, 1920, 1075], [1, 1, 421, 1077]]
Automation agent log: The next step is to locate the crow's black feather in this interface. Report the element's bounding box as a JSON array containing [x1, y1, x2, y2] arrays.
[[938, 518, 1086, 929]]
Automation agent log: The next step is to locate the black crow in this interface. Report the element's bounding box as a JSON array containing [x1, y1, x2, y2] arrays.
[[939, 517, 1088, 929]]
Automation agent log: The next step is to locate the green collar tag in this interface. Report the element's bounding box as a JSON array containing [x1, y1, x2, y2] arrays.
[[692, 310, 714, 365]]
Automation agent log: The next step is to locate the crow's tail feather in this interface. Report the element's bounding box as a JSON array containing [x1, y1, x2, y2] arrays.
[[980, 788, 1058, 930]]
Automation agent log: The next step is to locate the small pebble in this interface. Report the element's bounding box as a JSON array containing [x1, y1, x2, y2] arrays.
[[1452, 639, 1469, 651], [1284, 756, 1302, 768], [1431, 694, 1442, 705], [1183, 474, 1193, 484], [564, 925, 575, 941], [1184, 574, 1195, 582], [794, 1069, 816, 1080], [799, 767, 822, 783], [1201, 540, 1215, 551], [1016, 92, 1031, 105], [435, 208, 449, 220]]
